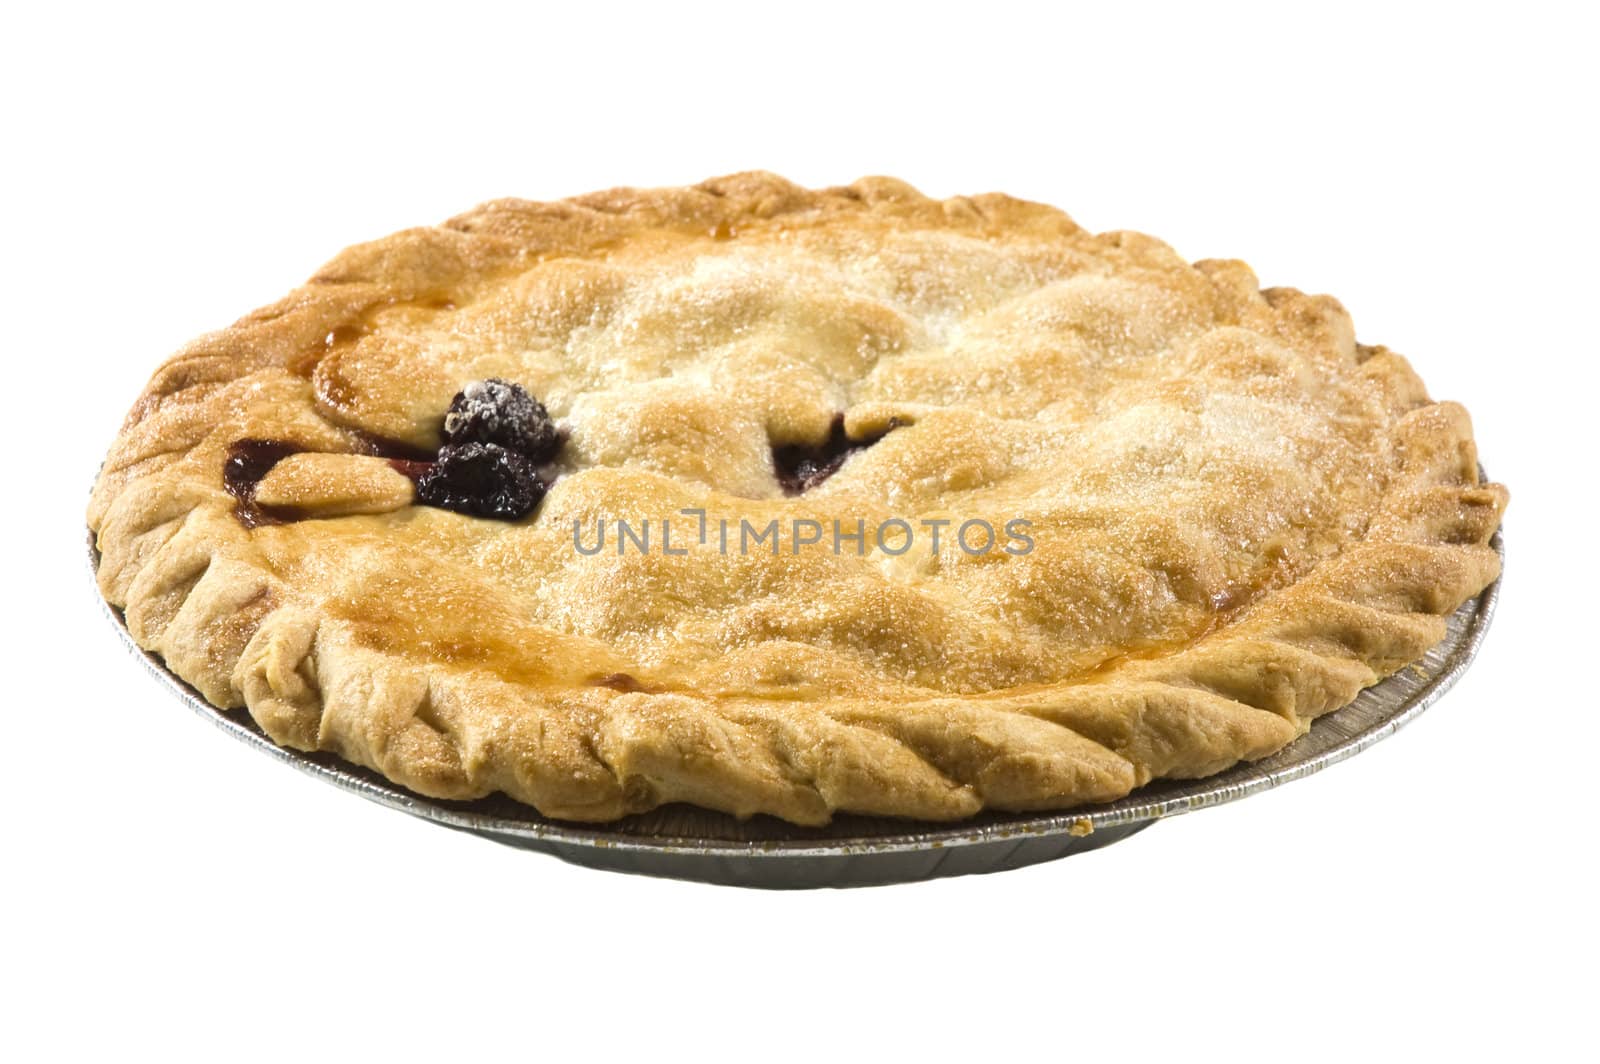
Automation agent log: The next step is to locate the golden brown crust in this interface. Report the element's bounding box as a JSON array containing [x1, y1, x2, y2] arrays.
[[89, 172, 1506, 824]]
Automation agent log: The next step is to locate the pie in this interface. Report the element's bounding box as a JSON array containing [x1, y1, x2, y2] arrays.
[[88, 172, 1507, 825]]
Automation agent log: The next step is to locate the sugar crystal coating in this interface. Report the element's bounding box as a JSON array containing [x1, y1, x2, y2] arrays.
[[442, 379, 560, 461]]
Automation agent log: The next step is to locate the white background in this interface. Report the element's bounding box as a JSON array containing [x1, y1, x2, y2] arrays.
[[5, 3, 1594, 1060]]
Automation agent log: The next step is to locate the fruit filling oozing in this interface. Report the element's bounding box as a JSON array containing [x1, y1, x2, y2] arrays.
[[772, 415, 898, 495], [223, 379, 561, 523], [226, 380, 895, 523], [415, 441, 545, 519], [441, 378, 562, 462], [223, 439, 308, 526]]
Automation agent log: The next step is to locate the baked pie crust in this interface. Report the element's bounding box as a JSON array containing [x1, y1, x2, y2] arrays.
[[89, 172, 1507, 825]]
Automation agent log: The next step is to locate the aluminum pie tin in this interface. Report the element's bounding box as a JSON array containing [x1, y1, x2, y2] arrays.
[[89, 528, 1502, 889]]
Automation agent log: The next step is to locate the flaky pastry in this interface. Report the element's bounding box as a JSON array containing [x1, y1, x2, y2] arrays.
[[89, 173, 1506, 824]]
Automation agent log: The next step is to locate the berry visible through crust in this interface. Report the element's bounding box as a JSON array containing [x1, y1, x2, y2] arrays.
[[416, 442, 545, 520], [223, 438, 306, 527], [773, 416, 898, 495], [442, 378, 560, 461]]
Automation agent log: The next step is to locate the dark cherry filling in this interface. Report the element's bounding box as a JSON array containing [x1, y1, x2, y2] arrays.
[[384, 457, 434, 482], [416, 442, 545, 520], [443, 378, 561, 461], [772, 415, 899, 495], [224, 380, 564, 527], [349, 432, 439, 485], [416, 380, 561, 519], [223, 439, 307, 528], [227, 387, 894, 525], [351, 430, 438, 464]]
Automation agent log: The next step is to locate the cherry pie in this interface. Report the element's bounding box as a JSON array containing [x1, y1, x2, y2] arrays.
[[89, 173, 1507, 824]]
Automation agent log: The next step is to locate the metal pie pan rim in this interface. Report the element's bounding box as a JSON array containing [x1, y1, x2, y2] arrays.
[[89, 526, 1501, 859]]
